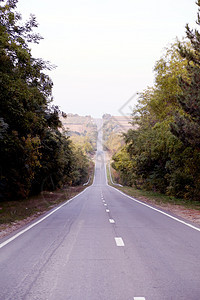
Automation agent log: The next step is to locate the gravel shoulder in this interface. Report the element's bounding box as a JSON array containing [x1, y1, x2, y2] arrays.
[[135, 195, 200, 227]]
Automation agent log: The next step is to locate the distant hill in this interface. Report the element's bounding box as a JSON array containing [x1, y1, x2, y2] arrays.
[[59, 113, 135, 155], [102, 114, 133, 140], [103, 114, 133, 133], [102, 114, 135, 155], [60, 114, 97, 155], [61, 114, 95, 134]]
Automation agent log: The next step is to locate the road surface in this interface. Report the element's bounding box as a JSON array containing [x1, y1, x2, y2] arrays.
[[0, 126, 200, 300]]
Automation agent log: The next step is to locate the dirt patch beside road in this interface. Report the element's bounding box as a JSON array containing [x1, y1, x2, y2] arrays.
[[0, 186, 86, 240], [136, 195, 200, 226]]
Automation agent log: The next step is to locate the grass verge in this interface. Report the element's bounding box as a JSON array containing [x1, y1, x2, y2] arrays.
[[0, 186, 86, 225], [0, 162, 94, 227], [0, 165, 95, 239], [0, 185, 88, 239], [106, 162, 200, 225]]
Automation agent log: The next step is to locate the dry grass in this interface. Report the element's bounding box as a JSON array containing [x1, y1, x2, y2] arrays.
[[107, 163, 200, 226], [0, 186, 86, 239]]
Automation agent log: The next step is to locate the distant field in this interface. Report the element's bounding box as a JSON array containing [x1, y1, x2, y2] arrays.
[[60, 114, 98, 154], [60, 114, 96, 135], [102, 114, 135, 154], [61, 114, 133, 135], [109, 116, 133, 133]]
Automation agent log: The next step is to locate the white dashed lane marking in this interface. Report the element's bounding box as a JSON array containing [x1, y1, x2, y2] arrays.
[[109, 219, 115, 224], [106, 209, 110, 213], [104, 204, 107, 206], [115, 237, 125, 247]]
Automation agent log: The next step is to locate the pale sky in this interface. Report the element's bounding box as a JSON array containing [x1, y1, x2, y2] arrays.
[[17, 0, 197, 118]]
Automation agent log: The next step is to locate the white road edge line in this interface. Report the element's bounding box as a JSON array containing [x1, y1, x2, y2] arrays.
[[0, 187, 89, 250], [115, 237, 124, 246], [109, 219, 115, 223], [104, 152, 108, 185], [105, 163, 200, 233]]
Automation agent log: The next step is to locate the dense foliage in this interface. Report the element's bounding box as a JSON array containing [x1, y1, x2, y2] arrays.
[[0, 0, 90, 200], [102, 114, 131, 155], [112, 2, 200, 201]]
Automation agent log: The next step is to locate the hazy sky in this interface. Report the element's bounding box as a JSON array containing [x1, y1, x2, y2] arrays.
[[17, 0, 197, 117]]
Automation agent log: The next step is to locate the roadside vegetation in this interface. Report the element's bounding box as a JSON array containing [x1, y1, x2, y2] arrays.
[[106, 162, 200, 228], [0, 0, 93, 203], [111, 2, 200, 204], [0, 187, 86, 226], [108, 163, 200, 211], [102, 114, 133, 155], [0, 161, 94, 238]]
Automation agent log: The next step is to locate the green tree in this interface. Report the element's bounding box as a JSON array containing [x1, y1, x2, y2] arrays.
[[112, 40, 200, 200], [0, 0, 66, 199], [69, 144, 90, 186], [171, 1, 200, 149], [112, 146, 135, 186]]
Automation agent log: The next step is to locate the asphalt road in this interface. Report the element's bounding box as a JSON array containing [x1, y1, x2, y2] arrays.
[[0, 128, 200, 300]]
